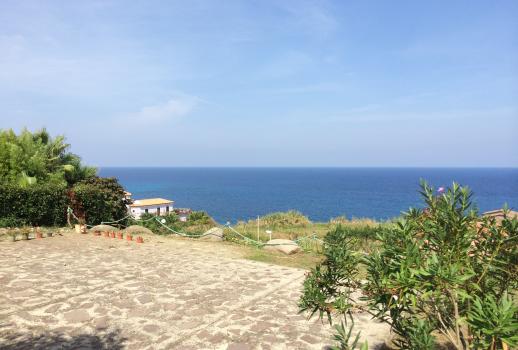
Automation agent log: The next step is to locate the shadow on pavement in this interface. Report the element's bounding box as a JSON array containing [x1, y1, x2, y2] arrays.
[[0, 328, 127, 350]]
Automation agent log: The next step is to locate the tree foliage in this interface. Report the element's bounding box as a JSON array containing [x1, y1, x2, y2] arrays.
[[300, 182, 518, 350], [0, 128, 96, 187], [71, 177, 129, 226], [0, 129, 130, 228]]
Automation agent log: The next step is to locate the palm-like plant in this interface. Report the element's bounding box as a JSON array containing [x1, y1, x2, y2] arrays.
[[0, 128, 96, 186]]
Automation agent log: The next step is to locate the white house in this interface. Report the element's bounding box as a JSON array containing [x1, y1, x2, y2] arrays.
[[129, 198, 174, 219]]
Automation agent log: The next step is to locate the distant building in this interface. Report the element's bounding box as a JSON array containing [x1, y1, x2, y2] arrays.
[[129, 198, 174, 219], [174, 208, 192, 222]]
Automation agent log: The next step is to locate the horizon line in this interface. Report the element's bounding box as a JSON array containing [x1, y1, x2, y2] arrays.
[[96, 165, 518, 169]]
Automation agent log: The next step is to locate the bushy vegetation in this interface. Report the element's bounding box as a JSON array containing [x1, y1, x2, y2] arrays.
[[137, 212, 179, 233], [0, 128, 96, 187], [137, 211, 215, 235], [230, 212, 389, 252], [300, 182, 518, 350], [0, 183, 69, 226], [70, 177, 129, 226], [259, 210, 311, 228], [0, 217, 27, 228], [0, 128, 128, 228]]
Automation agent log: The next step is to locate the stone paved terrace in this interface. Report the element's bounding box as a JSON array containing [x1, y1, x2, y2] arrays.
[[0, 233, 390, 349]]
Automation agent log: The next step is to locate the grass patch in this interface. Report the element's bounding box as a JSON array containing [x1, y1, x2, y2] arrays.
[[242, 246, 323, 270]]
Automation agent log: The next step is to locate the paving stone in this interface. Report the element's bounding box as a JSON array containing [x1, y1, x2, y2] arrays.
[[301, 334, 320, 344], [16, 311, 34, 321], [137, 294, 153, 304], [64, 309, 91, 323], [44, 304, 62, 314], [143, 324, 160, 333], [93, 316, 109, 329], [0, 234, 390, 349]]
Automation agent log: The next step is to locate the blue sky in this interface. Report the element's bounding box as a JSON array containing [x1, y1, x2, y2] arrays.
[[1, 0, 517, 167]]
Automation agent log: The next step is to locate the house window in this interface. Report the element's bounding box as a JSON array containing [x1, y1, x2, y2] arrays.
[[166, 206, 169, 213], [157, 207, 160, 215], [145, 209, 148, 214]]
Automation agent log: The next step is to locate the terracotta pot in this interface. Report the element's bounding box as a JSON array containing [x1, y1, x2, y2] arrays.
[[36, 232, 43, 239], [117, 232, 123, 239], [136, 236, 144, 243], [103, 231, 110, 238], [126, 234, 133, 241], [110, 232, 116, 238]]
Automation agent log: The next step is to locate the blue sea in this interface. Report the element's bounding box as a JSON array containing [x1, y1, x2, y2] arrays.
[[99, 168, 518, 223]]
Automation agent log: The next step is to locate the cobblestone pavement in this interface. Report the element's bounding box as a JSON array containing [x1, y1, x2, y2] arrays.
[[0, 234, 390, 349]]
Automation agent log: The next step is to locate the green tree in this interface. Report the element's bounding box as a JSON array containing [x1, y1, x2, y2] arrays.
[[0, 128, 96, 186], [71, 177, 129, 226]]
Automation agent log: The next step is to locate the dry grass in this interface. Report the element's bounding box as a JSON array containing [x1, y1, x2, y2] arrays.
[[231, 214, 390, 243], [238, 245, 324, 270]]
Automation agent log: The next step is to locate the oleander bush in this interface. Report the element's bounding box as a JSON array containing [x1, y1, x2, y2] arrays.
[[300, 181, 518, 350]]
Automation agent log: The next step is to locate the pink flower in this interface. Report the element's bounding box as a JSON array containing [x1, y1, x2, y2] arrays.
[[437, 187, 445, 194]]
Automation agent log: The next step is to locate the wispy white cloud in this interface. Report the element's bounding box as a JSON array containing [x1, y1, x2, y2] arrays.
[[126, 94, 202, 125]]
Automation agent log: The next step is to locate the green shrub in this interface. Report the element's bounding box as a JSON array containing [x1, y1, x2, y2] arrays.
[[137, 212, 178, 235], [260, 210, 311, 228], [71, 177, 128, 226], [135, 211, 216, 236], [138, 212, 203, 234], [187, 211, 214, 225], [300, 181, 518, 349], [0, 216, 27, 228], [0, 183, 69, 226]]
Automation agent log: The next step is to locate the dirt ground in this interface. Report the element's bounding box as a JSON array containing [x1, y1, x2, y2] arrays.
[[0, 232, 390, 349]]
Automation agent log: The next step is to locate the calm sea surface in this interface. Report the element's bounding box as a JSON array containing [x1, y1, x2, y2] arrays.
[[99, 168, 518, 223]]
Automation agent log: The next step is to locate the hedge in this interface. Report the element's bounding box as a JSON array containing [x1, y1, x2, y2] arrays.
[[0, 183, 69, 227], [0, 177, 129, 228]]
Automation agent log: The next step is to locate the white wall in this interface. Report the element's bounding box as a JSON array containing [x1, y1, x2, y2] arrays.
[[130, 204, 173, 219]]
